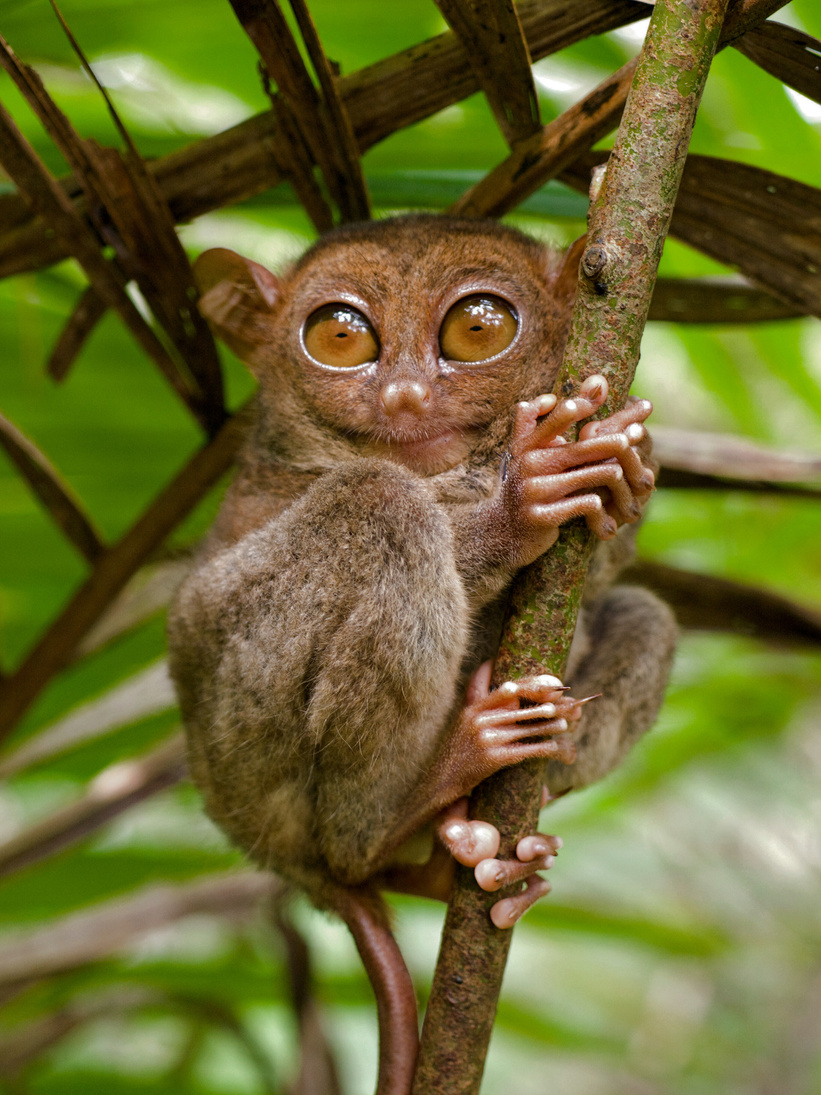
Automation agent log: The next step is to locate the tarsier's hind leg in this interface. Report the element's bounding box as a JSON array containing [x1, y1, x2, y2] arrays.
[[307, 460, 470, 883], [544, 585, 677, 796]]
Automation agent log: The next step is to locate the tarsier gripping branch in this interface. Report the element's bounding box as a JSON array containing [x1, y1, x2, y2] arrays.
[[167, 215, 676, 1095]]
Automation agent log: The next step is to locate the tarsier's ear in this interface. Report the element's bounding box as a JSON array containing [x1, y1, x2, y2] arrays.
[[549, 234, 587, 309], [193, 248, 281, 364]]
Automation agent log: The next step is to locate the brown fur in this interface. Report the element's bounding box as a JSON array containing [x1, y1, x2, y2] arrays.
[[167, 215, 676, 1095]]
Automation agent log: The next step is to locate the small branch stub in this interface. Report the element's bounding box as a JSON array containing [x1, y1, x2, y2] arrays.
[[582, 242, 610, 295], [581, 244, 608, 281]]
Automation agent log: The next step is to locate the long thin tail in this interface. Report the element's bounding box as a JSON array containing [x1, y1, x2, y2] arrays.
[[334, 888, 419, 1095]]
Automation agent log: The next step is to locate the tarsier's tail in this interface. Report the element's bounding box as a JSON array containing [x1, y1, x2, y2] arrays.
[[334, 886, 419, 1095]]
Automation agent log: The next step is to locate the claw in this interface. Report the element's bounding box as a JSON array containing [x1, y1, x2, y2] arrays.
[[574, 693, 601, 707]]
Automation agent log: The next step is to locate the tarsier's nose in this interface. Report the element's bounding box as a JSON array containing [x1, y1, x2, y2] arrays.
[[379, 379, 432, 417]]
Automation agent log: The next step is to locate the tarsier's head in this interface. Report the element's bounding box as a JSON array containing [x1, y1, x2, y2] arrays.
[[195, 215, 581, 475]]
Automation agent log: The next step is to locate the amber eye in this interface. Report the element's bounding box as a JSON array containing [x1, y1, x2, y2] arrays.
[[303, 304, 379, 368], [439, 295, 518, 363]]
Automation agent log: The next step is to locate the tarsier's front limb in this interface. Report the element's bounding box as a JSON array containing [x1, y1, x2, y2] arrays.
[[378, 378, 667, 924]]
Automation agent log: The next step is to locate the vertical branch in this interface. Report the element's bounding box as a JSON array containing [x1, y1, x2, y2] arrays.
[[413, 1, 731, 1092]]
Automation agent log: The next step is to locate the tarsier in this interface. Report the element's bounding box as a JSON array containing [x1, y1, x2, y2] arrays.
[[167, 215, 676, 1095]]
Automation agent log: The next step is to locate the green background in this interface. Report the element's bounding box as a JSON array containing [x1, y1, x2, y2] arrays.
[[1, 2, 821, 1092]]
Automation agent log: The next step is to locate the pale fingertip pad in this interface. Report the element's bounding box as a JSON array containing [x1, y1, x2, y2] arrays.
[[563, 399, 577, 414], [626, 423, 645, 442], [581, 374, 607, 401], [534, 393, 558, 414], [517, 834, 554, 862], [475, 858, 505, 892], [534, 674, 562, 688], [498, 680, 519, 696], [470, 822, 501, 861], [553, 718, 568, 732], [490, 896, 522, 929], [441, 820, 471, 844], [490, 878, 552, 929]]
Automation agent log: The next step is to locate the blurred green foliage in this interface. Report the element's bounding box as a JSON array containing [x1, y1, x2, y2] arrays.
[[1, 2, 821, 1093]]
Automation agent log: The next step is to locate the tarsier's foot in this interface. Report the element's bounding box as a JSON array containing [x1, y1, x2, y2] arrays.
[[507, 374, 655, 558], [430, 661, 595, 814], [437, 797, 562, 929]]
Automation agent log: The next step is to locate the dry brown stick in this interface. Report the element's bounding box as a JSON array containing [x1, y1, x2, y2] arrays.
[[433, 0, 540, 145], [287, 0, 371, 222], [449, 0, 790, 221], [0, 48, 209, 429], [414, 1, 730, 1090], [0, 988, 163, 1078], [75, 557, 193, 658], [659, 467, 821, 498], [652, 425, 821, 485], [0, 872, 278, 987], [561, 152, 821, 318], [0, 661, 176, 780], [0, 405, 252, 742], [0, 734, 186, 879], [273, 906, 344, 1095], [47, 284, 108, 382], [0, 410, 105, 564], [227, 0, 334, 232], [229, 0, 369, 224], [450, 57, 637, 219], [82, 139, 226, 431], [0, 0, 789, 283], [0, 22, 225, 429], [266, 92, 337, 233], [0, 0, 653, 277], [648, 275, 805, 323], [735, 21, 821, 103], [625, 559, 821, 647]]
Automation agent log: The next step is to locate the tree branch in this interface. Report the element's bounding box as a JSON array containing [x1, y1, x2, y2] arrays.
[[0, 405, 251, 743], [0, 872, 278, 987], [414, 1, 731, 1090]]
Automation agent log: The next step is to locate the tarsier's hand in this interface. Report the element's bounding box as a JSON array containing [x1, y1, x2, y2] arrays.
[[503, 374, 655, 567]]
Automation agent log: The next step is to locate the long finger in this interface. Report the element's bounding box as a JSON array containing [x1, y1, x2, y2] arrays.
[[579, 397, 652, 440], [521, 433, 630, 475], [522, 463, 630, 506], [490, 875, 551, 928]]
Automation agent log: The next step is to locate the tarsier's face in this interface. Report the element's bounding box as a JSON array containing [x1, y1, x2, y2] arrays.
[[196, 216, 574, 475], [296, 281, 521, 475]]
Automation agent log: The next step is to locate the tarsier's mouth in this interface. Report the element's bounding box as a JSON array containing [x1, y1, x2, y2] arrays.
[[364, 428, 475, 473]]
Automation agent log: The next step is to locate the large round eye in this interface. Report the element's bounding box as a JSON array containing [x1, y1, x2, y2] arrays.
[[439, 295, 518, 363], [304, 304, 379, 368]]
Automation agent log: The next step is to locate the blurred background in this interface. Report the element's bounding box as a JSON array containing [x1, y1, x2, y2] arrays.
[[1, 1, 820, 1092]]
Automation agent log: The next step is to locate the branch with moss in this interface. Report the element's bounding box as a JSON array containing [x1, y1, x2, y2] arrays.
[[413, 1, 732, 1091]]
